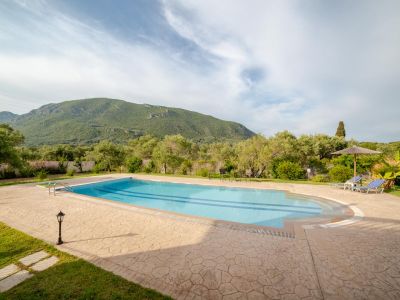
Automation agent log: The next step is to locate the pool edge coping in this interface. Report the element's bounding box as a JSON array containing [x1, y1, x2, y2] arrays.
[[39, 174, 363, 237]]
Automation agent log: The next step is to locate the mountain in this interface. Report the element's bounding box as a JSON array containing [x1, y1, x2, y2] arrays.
[[0, 111, 18, 123], [1, 98, 254, 145]]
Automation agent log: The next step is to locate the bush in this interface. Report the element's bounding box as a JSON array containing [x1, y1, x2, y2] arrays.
[[178, 160, 193, 175], [311, 174, 329, 182], [126, 157, 142, 173], [66, 169, 75, 177], [93, 164, 102, 173], [35, 170, 48, 181], [0, 166, 17, 179], [275, 161, 304, 180], [19, 165, 35, 178], [328, 165, 353, 182], [196, 168, 209, 177], [144, 160, 156, 173]]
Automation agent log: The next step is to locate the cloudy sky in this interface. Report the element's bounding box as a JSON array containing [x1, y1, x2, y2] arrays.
[[0, 0, 399, 141]]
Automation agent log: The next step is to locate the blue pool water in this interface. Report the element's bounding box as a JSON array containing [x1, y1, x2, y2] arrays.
[[69, 178, 336, 228]]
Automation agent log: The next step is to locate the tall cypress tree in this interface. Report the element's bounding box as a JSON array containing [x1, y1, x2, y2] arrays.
[[335, 121, 346, 137]]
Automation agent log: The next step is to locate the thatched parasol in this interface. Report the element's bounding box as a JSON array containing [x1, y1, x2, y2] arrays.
[[332, 146, 382, 177]]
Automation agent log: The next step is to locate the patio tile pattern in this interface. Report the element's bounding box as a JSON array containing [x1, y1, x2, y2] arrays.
[[0, 174, 399, 299]]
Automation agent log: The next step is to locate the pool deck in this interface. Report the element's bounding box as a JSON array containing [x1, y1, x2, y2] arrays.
[[0, 174, 399, 299]]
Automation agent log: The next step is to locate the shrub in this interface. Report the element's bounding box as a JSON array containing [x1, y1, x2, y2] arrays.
[[311, 174, 329, 182], [0, 166, 17, 179], [144, 160, 156, 173], [35, 170, 48, 181], [276, 161, 304, 180], [224, 160, 235, 173], [196, 168, 209, 177], [93, 164, 102, 173], [126, 157, 142, 173], [19, 165, 35, 178], [66, 169, 75, 177], [328, 165, 353, 182]]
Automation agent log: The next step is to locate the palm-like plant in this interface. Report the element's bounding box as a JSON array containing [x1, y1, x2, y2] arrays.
[[377, 150, 400, 189]]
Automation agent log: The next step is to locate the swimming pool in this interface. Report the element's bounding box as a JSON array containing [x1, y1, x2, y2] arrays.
[[69, 178, 344, 228]]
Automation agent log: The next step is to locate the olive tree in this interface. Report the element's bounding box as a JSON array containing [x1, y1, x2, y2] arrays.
[[152, 135, 193, 174], [0, 124, 24, 168], [86, 140, 125, 172]]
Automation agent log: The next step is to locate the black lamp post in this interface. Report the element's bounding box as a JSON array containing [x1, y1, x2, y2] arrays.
[[56, 211, 65, 245]]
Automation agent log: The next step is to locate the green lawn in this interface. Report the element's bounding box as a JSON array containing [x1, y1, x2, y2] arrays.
[[0, 222, 171, 300], [388, 187, 400, 197], [0, 172, 110, 187]]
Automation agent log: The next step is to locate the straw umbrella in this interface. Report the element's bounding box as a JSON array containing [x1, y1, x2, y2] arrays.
[[332, 146, 382, 177]]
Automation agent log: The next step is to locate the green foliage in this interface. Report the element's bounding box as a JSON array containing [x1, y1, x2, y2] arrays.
[[236, 135, 270, 177], [86, 140, 125, 172], [126, 156, 142, 173], [224, 160, 235, 173], [332, 154, 381, 174], [311, 174, 329, 182], [0, 166, 18, 179], [196, 168, 209, 177], [1, 122, 400, 183], [328, 165, 353, 182], [0, 124, 24, 169], [127, 135, 159, 159], [4, 98, 254, 145], [152, 135, 193, 174], [35, 169, 48, 181], [144, 160, 156, 173], [179, 160, 193, 175], [66, 169, 75, 176], [275, 161, 305, 180], [335, 121, 346, 137]]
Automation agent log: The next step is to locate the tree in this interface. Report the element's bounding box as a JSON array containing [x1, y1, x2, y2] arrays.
[[152, 135, 193, 174], [127, 135, 159, 159], [0, 124, 24, 168], [276, 161, 304, 180], [335, 121, 346, 138], [236, 135, 270, 177], [126, 156, 142, 173], [86, 140, 125, 172]]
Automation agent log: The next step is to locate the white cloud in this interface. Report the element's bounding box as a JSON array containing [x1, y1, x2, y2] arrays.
[[162, 0, 400, 141], [0, 0, 399, 141]]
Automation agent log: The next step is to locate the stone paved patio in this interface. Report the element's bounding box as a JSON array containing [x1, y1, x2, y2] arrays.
[[0, 174, 399, 299]]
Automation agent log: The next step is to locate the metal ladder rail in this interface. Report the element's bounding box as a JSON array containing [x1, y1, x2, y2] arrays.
[[61, 183, 73, 192], [48, 182, 72, 196]]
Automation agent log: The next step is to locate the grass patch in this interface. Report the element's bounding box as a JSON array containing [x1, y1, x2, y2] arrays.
[[0, 222, 171, 300], [387, 186, 400, 197], [0, 173, 110, 187]]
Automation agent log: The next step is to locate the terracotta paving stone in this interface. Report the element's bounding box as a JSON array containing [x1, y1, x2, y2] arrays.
[[0, 174, 399, 299]]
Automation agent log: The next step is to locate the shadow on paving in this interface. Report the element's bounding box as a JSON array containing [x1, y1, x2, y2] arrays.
[[65, 233, 138, 244], [58, 215, 400, 299], [60, 225, 324, 300]]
